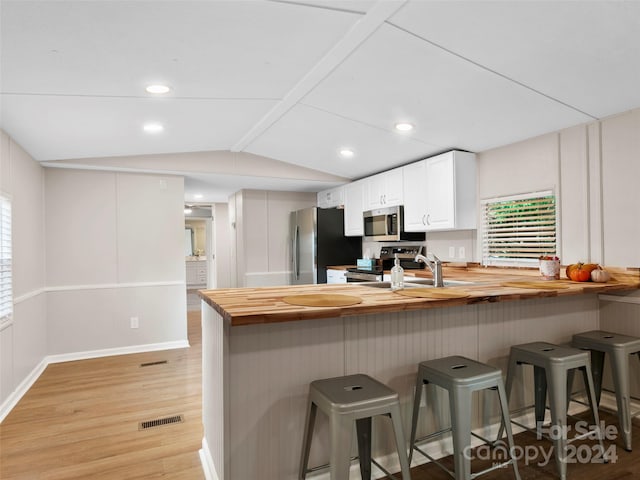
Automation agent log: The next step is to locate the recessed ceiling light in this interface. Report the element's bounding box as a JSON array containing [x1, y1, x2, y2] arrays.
[[143, 123, 164, 133], [394, 122, 414, 132], [194, 194, 203, 199], [339, 148, 355, 159], [145, 84, 171, 94]]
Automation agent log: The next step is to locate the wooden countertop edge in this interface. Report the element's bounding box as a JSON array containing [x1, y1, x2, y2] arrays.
[[199, 275, 639, 327]]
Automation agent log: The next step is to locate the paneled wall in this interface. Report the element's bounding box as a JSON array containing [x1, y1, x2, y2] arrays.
[[229, 189, 316, 287], [0, 131, 47, 411], [44, 169, 187, 355], [477, 105, 640, 269]]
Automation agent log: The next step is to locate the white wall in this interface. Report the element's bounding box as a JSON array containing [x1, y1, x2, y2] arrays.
[[44, 169, 187, 355], [600, 108, 640, 267], [0, 130, 47, 411], [212, 203, 232, 289], [477, 105, 640, 269], [229, 190, 316, 287]]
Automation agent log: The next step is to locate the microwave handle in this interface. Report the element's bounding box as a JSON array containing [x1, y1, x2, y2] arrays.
[[386, 214, 394, 236]]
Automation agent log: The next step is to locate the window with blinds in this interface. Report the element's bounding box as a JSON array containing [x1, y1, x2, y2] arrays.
[[0, 195, 12, 325], [482, 191, 556, 266]]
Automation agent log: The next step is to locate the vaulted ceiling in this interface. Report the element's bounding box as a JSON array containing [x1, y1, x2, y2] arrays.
[[2, 1, 639, 202]]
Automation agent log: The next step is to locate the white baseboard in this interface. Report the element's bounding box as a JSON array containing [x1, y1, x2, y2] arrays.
[[0, 339, 190, 423], [46, 340, 190, 364], [0, 357, 48, 423], [199, 436, 220, 480]]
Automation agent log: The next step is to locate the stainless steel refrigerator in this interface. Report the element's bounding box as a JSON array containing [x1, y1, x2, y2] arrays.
[[290, 207, 362, 284]]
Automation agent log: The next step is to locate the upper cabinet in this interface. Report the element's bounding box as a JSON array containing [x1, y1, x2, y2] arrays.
[[343, 180, 365, 236], [403, 151, 477, 232], [365, 167, 404, 210], [317, 185, 345, 209]]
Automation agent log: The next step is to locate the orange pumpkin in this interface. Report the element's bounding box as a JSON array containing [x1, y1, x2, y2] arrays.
[[565, 262, 599, 282]]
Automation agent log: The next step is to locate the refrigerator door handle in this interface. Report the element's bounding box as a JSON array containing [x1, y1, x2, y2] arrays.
[[293, 225, 299, 280]]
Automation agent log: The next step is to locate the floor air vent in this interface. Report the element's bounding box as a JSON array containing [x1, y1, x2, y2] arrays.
[[138, 414, 184, 430], [139, 360, 168, 367]]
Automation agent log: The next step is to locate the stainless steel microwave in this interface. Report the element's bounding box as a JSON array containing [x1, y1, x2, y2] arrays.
[[363, 206, 425, 242]]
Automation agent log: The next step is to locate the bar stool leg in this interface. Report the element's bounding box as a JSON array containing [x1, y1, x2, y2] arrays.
[[533, 365, 548, 435], [546, 368, 568, 480], [581, 363, 607, 459], [590, 350, 606, 405], [449, 387, 472, 480], [355, 417, 372, 480], [299, 401, 317, 480], [330, 414, 354, 480], [388, 404, 412, 479], [496, 381, 522, 480], [408, 377, 425, 465], [497, 355, 519, 441], [610, 349, 632, 451]]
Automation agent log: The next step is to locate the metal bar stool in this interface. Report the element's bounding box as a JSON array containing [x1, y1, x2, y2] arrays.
[[299, 373, 412, 480], [408, 355, 521, 480], [572, 330, 640, 451], [499, 342, 606, 480]]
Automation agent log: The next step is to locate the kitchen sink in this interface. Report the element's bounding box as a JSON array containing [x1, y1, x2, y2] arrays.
[[357, 279, 473, 289]]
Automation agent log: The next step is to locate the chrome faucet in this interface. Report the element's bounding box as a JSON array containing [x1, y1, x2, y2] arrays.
[[415, 253, 444, 287]]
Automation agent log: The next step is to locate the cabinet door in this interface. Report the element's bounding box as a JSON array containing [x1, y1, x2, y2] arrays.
[[402, 160, 428, 231], [344, 181, 364, 236], [425, 153, 455, 230], [384, 167, 404, 206], [366, 174, 386, 209], [366, 169, 404, 209]]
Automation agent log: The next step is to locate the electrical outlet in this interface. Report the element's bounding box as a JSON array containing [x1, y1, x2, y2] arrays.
[[449, 246, 455, 258], [130, 316, 139, 329], [458, 247, 466, 259]]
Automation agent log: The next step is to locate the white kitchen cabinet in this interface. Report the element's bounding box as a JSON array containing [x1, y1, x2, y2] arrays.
[[403, 151, 477, 231], [343, 180, 365, 236], [326, 268, 347, 284], [365, 167, 404, 209], [317, 185, 345, 209]]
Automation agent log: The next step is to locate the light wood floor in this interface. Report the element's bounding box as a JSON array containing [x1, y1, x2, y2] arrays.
[[0, 311, 205, 480]]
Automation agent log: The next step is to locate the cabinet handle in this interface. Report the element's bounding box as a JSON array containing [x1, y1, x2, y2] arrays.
[[422, 214, 426, 225], [426, 214, 431, 226]]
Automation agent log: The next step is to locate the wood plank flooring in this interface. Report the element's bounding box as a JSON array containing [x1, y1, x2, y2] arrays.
[[0, 311, 204, 480], [2, 310, 640, 479], [407, 410, 640, 480]]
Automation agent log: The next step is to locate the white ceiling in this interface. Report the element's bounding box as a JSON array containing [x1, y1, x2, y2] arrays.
[[1, 0, 639, 203]]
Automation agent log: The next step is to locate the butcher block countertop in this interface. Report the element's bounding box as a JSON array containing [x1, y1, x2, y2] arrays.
[[199, 266, 640, 327]]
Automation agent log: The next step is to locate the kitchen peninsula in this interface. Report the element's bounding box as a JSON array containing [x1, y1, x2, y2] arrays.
[[199, 268, 639, 480]]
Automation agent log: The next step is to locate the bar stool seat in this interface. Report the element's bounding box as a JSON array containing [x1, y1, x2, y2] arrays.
[[572, 330, 640, 451], [500, 342, 606, 480], [299, 373, 411, 480], [408, 355, 521, 480]]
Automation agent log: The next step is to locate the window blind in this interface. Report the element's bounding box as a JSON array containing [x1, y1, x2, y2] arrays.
[[482, 191, 556, 266], [0, 195, 12, 325]]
